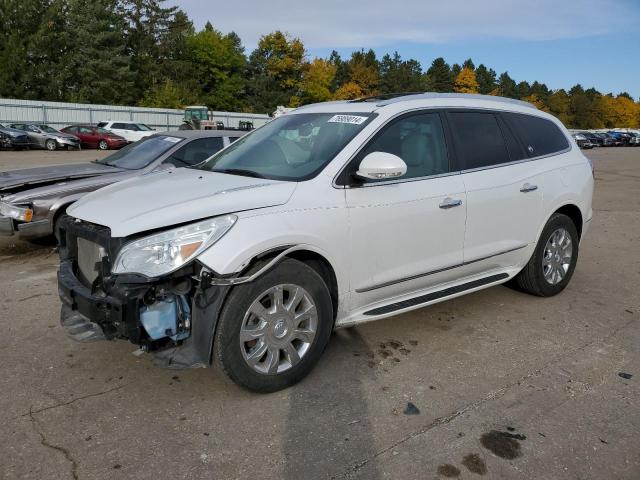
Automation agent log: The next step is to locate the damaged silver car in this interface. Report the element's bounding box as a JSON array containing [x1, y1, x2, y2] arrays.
[[0, 130, 243, 240]]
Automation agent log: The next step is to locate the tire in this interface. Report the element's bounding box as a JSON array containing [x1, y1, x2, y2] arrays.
[[213, 258, 333, 392], [513, 213, 579, 297], [45, 139, 57, 151], [98, 140, 108, 150]]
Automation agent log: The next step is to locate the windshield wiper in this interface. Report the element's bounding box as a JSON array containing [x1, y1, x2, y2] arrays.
[[213, 168, 266, 179]]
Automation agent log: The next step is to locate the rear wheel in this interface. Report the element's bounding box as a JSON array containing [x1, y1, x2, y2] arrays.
[[45, 139, 57, 151], [98, 140, 108, 150], [513, 213, 579, 297], [213, 258, 333, 392]]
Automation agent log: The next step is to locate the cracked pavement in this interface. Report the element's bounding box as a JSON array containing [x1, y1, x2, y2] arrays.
[[1, 147, 638, 479]]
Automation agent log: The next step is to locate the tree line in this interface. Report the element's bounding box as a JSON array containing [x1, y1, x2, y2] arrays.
[[1, 0, 638, 129]]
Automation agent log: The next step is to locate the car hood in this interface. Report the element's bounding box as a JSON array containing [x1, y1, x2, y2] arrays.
[[0, 163, 123, 194], [68, 168, 297, 237]]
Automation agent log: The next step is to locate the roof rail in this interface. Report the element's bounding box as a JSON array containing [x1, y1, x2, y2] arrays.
[[348, 92, 424, 103], [373, 92, 538, 109]]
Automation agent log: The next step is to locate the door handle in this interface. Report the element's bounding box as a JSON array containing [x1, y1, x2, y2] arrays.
[[439, 197, 463, 209], [520, 183, 538, 193]]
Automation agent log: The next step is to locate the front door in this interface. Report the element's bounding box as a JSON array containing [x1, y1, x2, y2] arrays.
[[344, 111, 467, 311]]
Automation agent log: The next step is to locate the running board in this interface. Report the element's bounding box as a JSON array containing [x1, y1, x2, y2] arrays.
[[363, 273, 510, 316]]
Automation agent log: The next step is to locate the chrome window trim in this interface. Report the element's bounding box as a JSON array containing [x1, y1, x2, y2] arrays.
[[459, 146, 572, 175], [332, 106, 574, 189]]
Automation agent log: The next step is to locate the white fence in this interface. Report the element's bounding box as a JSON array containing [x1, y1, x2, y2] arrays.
[[0, 98, 271, 131]]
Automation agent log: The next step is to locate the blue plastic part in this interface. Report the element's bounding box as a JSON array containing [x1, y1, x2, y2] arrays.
[[140, 296, 178, 340]]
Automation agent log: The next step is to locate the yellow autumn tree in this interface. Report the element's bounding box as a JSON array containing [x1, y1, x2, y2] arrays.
[[521, 93, 548, 111], [333, 81, 363, 100], [300, 58, 337, 103], [601, 95, 639, 128], [454, 67, 479, 94]]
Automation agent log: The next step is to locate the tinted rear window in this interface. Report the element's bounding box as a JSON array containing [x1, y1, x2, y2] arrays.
[[503, 112, 569, 157], [448, 112, 510, 170]]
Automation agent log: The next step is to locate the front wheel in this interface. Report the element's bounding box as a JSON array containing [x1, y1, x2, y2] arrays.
[[213, 258, 333, 392], [513, 213, 579, 297], [98, 140, 108, 150], [45, 139, 57, 151]]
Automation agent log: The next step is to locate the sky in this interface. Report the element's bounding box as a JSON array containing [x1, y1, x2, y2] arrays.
[[174, 0, 640, 99]]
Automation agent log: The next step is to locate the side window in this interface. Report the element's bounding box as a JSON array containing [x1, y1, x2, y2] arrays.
[[65, 126, 78, 134], [497, 116, 527, 161], [448, 112, 509, 169], [359, 112, 449, 181], [502, 112, 570, 157], [112, 123, 127, 130], [165, 137, 225, 167], [79, 127, 93, 134]]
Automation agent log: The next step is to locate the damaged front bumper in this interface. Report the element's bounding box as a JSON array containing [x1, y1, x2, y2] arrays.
[[57, 216, 230, 369]]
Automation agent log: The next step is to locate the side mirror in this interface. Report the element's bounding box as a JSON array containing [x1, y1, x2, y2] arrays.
[[355, 152, 407, 180]]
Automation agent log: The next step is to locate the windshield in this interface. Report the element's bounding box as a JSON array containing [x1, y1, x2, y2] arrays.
[[40, 125, 58, 133], [95, 135, 182, 169], [196, 112, 375, 181]]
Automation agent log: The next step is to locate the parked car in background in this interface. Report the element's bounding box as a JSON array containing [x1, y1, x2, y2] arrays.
[[608, 131, 631, 146], [8, 123, 81, 150], [96, 121, 156, 143], [0, 130, 243, 240], [0, 123, 31, 150], [61, 125, 127, 150], [579, 132, 603, 147], [593, 132, 615, 147], [572, 133, 594, 149], [624, 132, 640, 146], [56, 93, 594, 392]]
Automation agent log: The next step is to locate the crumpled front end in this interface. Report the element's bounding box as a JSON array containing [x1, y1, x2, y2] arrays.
[[57, 216, 229, 369]]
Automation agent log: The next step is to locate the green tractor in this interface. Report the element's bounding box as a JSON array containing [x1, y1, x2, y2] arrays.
[[179, 106, 224, 130], [179, 106, 255, 131]]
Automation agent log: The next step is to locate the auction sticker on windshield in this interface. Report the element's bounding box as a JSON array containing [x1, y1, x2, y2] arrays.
[[328, 115, 368, 125], [162, 136, 182, 143]]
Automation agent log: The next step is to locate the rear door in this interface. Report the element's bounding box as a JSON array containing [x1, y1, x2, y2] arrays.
[[344, 111, 467, 309], [448, 110, 544, 268], [78, 126, 97, 147]]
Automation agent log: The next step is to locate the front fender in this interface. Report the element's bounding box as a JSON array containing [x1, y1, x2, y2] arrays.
[[196, 208, 349, 295]]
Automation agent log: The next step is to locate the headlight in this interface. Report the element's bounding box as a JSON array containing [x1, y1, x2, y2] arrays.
[[0, 202, 33, 222], [112, 215, 237, 277]]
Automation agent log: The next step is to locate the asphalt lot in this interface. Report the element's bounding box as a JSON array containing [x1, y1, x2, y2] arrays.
[[1, 147, 638, 480]]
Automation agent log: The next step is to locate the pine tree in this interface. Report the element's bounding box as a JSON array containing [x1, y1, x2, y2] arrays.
[[475, 64, 497, 95], [425, 58, 453, 92], [379, 52, 423, 94]]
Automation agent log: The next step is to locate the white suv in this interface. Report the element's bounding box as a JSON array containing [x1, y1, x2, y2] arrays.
[[96, 121, 155, 143], [57, 93, 594, 392]]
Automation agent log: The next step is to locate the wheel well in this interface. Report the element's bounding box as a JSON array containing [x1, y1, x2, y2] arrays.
[[555, 204, 583, 238], [286, 250, 339, 321]]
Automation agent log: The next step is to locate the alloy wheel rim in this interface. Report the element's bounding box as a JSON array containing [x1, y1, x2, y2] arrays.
[[542, 227, 573, 285], [99, 141, 107, 149], [240, 284, 318, 375]]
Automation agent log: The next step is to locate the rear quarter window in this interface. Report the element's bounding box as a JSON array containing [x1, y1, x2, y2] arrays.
[[502, 112, 570, 157]]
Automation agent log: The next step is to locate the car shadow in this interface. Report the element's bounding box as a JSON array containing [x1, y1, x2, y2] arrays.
[[282, 328, 381, 480]]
